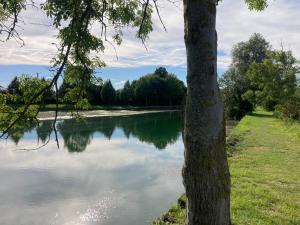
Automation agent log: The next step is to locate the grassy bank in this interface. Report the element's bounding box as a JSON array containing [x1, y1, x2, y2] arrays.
[[153, 110, 300, 225]]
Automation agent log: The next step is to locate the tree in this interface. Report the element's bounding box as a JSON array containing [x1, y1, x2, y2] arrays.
[[7, 76, 23, 104], [132, 70, 185, 106], [220, 33, 270, 119], [182, 1, 230, 223], [41, 78, 56, 104], [220, 68, 254, 119], [7, 77, 21, 95], [246, 50, 299, 110], [120, 80, 134, 105], [0, 1, 269, 224], [182, 1, 268, 224], [86, 77, 102, 105], [154, 67, 168, 78], [232, 33, 270, 75], [101, 80, 116, 105]]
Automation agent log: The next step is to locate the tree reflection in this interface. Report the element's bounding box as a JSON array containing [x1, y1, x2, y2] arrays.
[[57, 119, 94, 152], [7, 122, 37, 145], [8, 112, 182, 152], [116, 113, 181, 150], [36, 120, 53, 143]]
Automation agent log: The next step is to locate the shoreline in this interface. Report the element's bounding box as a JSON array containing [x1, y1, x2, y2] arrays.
[[38, 109, 181, 121]]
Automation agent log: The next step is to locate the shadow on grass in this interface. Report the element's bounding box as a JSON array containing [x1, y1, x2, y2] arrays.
[[250, 112, 274, 118]]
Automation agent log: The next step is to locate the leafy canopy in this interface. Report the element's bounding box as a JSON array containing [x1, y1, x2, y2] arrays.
[[246, 50, 299, 110]]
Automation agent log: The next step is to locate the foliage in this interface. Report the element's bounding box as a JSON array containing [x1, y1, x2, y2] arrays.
[[119, 80, 134, 105], [232, 33, 270, 75], [245, 0, 268, 10], [221, 34, 299, 119], [274, 86, 300, 121], [7, 76, 21, 95], [86, 77, 102, 105], [154, 67, 168, 78], [220, 33, 270, 119], [3, 68, 185, 108], [59, 76, 103, 106], [133, 70, 186, 106], [6, 76, 22, 104], [220, 68, 254, 120], [101, 80, 116, 105], [6, 76, 56, 105], [246, 50, 299, 111], [275, 100, 300, 121]]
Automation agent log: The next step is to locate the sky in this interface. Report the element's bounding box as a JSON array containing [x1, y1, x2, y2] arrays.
[[0, 0, 300, 89]]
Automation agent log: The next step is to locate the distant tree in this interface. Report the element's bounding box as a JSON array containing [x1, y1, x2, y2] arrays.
[[58, 80, 74, 101], [7, 77, 22, 96], [120, 80, 134, 105], [232, 33, 270, 75], [7, 76, 22, 104], [115, 89, 122, 105], [220, 33, 270, 119], [86, 77, 102, 105], [6, 76, 56, 105], [101, 80, 116, 105], [41, 78, 56, 104], [246, 50, 299, 111], [154, 67, 168, 78], [133, 70, 185, 106], [164, 74, 186, 105], [58, 76, 102, 105], [18, 76, 50, 105]]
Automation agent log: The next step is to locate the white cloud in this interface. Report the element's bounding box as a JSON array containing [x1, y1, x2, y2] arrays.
[[0, 0, 300, 71]]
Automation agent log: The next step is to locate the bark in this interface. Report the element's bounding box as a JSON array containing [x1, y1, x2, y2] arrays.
[[182, 0, 231, 225]]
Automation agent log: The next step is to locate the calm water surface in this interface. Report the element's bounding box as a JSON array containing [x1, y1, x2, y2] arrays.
[[0, 112, 184, 225]]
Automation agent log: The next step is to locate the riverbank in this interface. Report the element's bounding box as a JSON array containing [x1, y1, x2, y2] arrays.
[[40, 104, 182, 111], [153, 110, 300, 225], [38, 109, 181, 120]]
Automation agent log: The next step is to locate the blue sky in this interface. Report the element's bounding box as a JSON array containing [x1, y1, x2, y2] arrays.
[[0, 64, 226, 89], [1, 0, 300, 88]]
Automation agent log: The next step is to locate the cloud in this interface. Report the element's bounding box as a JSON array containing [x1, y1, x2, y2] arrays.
[[0, 0, 300, 72]]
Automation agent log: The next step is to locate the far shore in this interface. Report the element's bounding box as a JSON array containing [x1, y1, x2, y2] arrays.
[[38, 109, 181, 121]]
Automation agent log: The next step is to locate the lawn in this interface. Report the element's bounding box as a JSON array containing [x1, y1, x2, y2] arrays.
[[153, 110, 300, 225]]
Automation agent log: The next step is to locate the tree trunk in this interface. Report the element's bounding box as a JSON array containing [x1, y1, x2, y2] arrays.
[[182, 0, 231, 225]]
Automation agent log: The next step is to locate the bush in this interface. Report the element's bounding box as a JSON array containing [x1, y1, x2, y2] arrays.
[[274, 99, 300, 121]]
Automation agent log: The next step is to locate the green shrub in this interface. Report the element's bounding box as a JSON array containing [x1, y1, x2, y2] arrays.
[[275, 99, 300, 121]]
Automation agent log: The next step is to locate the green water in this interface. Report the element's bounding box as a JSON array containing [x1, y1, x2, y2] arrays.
[[0, 112, 184, 225]]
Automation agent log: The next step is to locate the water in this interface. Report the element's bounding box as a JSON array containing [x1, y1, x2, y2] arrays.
[[0, 112, 184, 225]]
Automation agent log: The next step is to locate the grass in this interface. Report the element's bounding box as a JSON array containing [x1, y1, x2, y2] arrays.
[[153, 110, 300, 225]]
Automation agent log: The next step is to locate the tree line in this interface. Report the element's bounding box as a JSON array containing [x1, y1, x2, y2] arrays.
[[3, 67, 186, 107], [220, 33, 300, 121]]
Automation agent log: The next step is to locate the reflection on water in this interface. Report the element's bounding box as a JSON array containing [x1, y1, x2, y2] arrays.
[[0, 112, 184, 225], [8, 112, 182, 152]]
